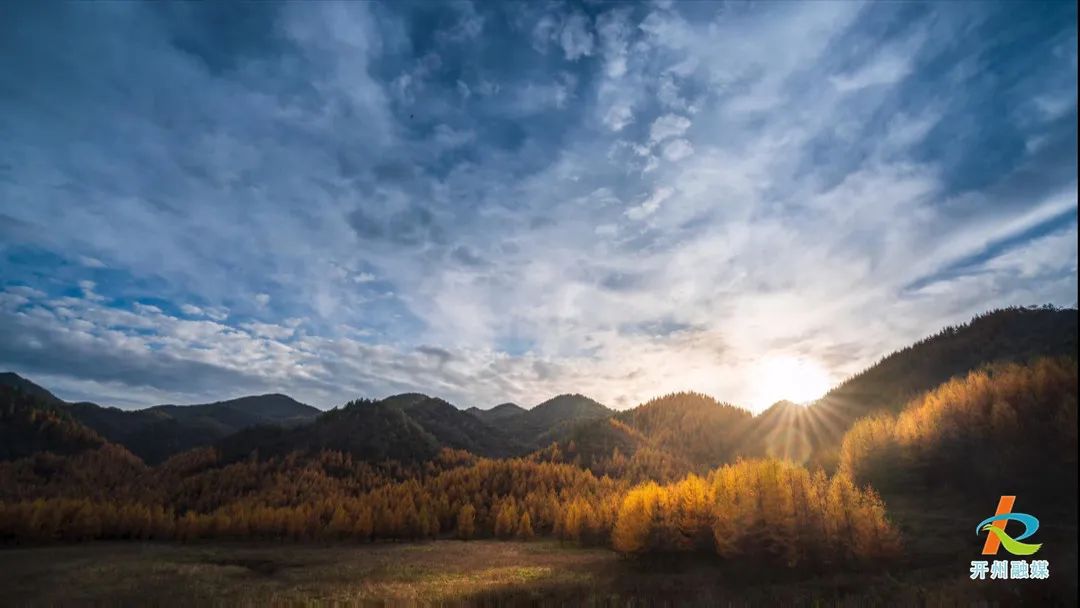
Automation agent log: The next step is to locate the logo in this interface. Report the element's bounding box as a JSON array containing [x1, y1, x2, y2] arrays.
[[976, 495, 1041, 556]]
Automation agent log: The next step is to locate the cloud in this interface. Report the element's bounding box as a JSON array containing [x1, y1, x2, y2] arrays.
[[78, 256, 106, 268], [603, 104, 634, 132], [661, 139, 694, 162], [0, 1, 1075, 412], [626, 187, 675, 220], [558, 12, 595, 61], [649, 114, 691, 144]]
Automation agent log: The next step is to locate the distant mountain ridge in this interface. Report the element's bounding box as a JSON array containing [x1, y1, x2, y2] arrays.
[[466, 402, 526, 425], [0, 374, 320, 464], [3, 306, 1075, 470]]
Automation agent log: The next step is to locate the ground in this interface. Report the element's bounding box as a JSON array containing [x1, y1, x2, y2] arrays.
[[0, 536, 1074, 606]]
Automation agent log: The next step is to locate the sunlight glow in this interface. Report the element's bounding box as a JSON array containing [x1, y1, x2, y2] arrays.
[[750, 356, 833, 409]]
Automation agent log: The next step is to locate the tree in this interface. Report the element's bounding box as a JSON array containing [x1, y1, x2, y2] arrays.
[[516, 512, 534, 540], [456, 504, 476, 540]]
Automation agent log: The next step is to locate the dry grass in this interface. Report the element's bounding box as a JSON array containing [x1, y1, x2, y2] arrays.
[[0, 540, 605, 605], [0, 536, 1075, 606]]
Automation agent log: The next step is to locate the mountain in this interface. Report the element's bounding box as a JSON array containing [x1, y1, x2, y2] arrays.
[[0, 385, 106, 460], [149, 394, 320, 429], [467, 402, 527, 425], [217, 399, 442, 464], [5, 306, 1071, 470], [506, 394, 613, 449], [801, 306, 1078, 467], [0, 372, 62, 404], [0, 373, 321, 464], [394, 396, 524, 457], [740, 400, 823, 462], [618, 392, 753, 468], [213, 392, 612, 464], [217, 393, 523, 463], [840, 357, 1077, 505], [67, 393, 320, 464]]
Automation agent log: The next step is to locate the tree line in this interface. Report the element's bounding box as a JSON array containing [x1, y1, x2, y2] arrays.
[[0, 435, 898, 566]]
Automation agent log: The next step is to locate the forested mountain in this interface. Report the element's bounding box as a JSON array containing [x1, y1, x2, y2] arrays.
[[618, 392, 753, 468], [840, 357, 1078, 502], [215, 393, 595, 463], [67, 395, 319, 464], [503, 393, 612, 449], [0, 386, 106, 460], [466, 402, 526, 425], [3, 306, 1074, 472], [0, 373, 320, 464], [386, 395, 524, 457], [216, 399, 443, 464], [795, 306, 1077, 467], [0, 372, 62, 404]]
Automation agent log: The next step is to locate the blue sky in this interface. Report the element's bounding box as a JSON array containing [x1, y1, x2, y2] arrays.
[[1, 1, 1076, 411]]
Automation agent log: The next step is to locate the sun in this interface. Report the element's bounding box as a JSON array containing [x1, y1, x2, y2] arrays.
[[751, 355, 833, 408]]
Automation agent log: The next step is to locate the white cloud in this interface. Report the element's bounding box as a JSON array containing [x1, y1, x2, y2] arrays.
[[830, 52, 913, 92], [603, 103, 634, 131], [625, 187, 675, 220], [559, 12, 595, 60], [78, 255, 106, 268], [661, 138, 694, 162], [433, 124, 476, 148], [649, 113, 691, 144]]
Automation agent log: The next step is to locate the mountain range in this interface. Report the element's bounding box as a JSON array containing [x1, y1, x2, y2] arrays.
[[2, 306, 1076, 471]]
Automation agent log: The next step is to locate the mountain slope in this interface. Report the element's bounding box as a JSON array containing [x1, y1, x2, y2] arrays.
[[218, 398, 442, 463], [0, 372, 62, 404], [803, 306, 1078, 466], [508, 393, 612, 448], [0, 385, 107, 460], [618, 392, 753, 468], [216, 393, 527, 463], [840, 357, 1077, 503], [0, 373, 321, 464], [397, 396, 523, 457], [70, 394, 320, 464], [466, 402, 526, 425], [150, 394, 319, 431]]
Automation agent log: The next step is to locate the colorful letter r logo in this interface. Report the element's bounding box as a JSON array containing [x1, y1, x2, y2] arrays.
[[977, 495, 1042, 556]]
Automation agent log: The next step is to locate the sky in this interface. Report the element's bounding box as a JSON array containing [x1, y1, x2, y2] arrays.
[[1, 1, 1077, 412]]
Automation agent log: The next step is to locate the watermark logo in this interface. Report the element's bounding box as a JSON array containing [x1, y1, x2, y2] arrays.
[[969, 496, 1049, 581], [976, 495, 1041, 556]]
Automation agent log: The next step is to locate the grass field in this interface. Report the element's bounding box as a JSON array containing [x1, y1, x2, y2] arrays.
[[0, 534, 1075, 606]]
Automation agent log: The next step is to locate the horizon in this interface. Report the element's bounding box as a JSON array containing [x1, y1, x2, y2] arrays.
[[2, 2, 1078, 413], [4, 304, 1073, 413]]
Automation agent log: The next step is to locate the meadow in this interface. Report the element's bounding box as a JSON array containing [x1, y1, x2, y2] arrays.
[[1, 514, 1074, 607]]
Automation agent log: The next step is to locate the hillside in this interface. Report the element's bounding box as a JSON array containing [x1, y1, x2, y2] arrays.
[[466, 402, 526, 425], [839, 357, 1078, 501], [0, 372, 62, 404], [0, 373, 321, 464], [3, 306, 1073, 471], [216, 399, 443, 464], [216, 393, 526, 463], [394, 396, 524, 457], [617, 392, 753, 468], [799, 306, 1077, 467], [0, 386, 106, 460], [507, 394, 612, 449]]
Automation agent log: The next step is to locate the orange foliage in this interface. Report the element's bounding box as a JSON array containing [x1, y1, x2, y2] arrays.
[[839, 358, 1078, 493], [612, 459, 899, 566]]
